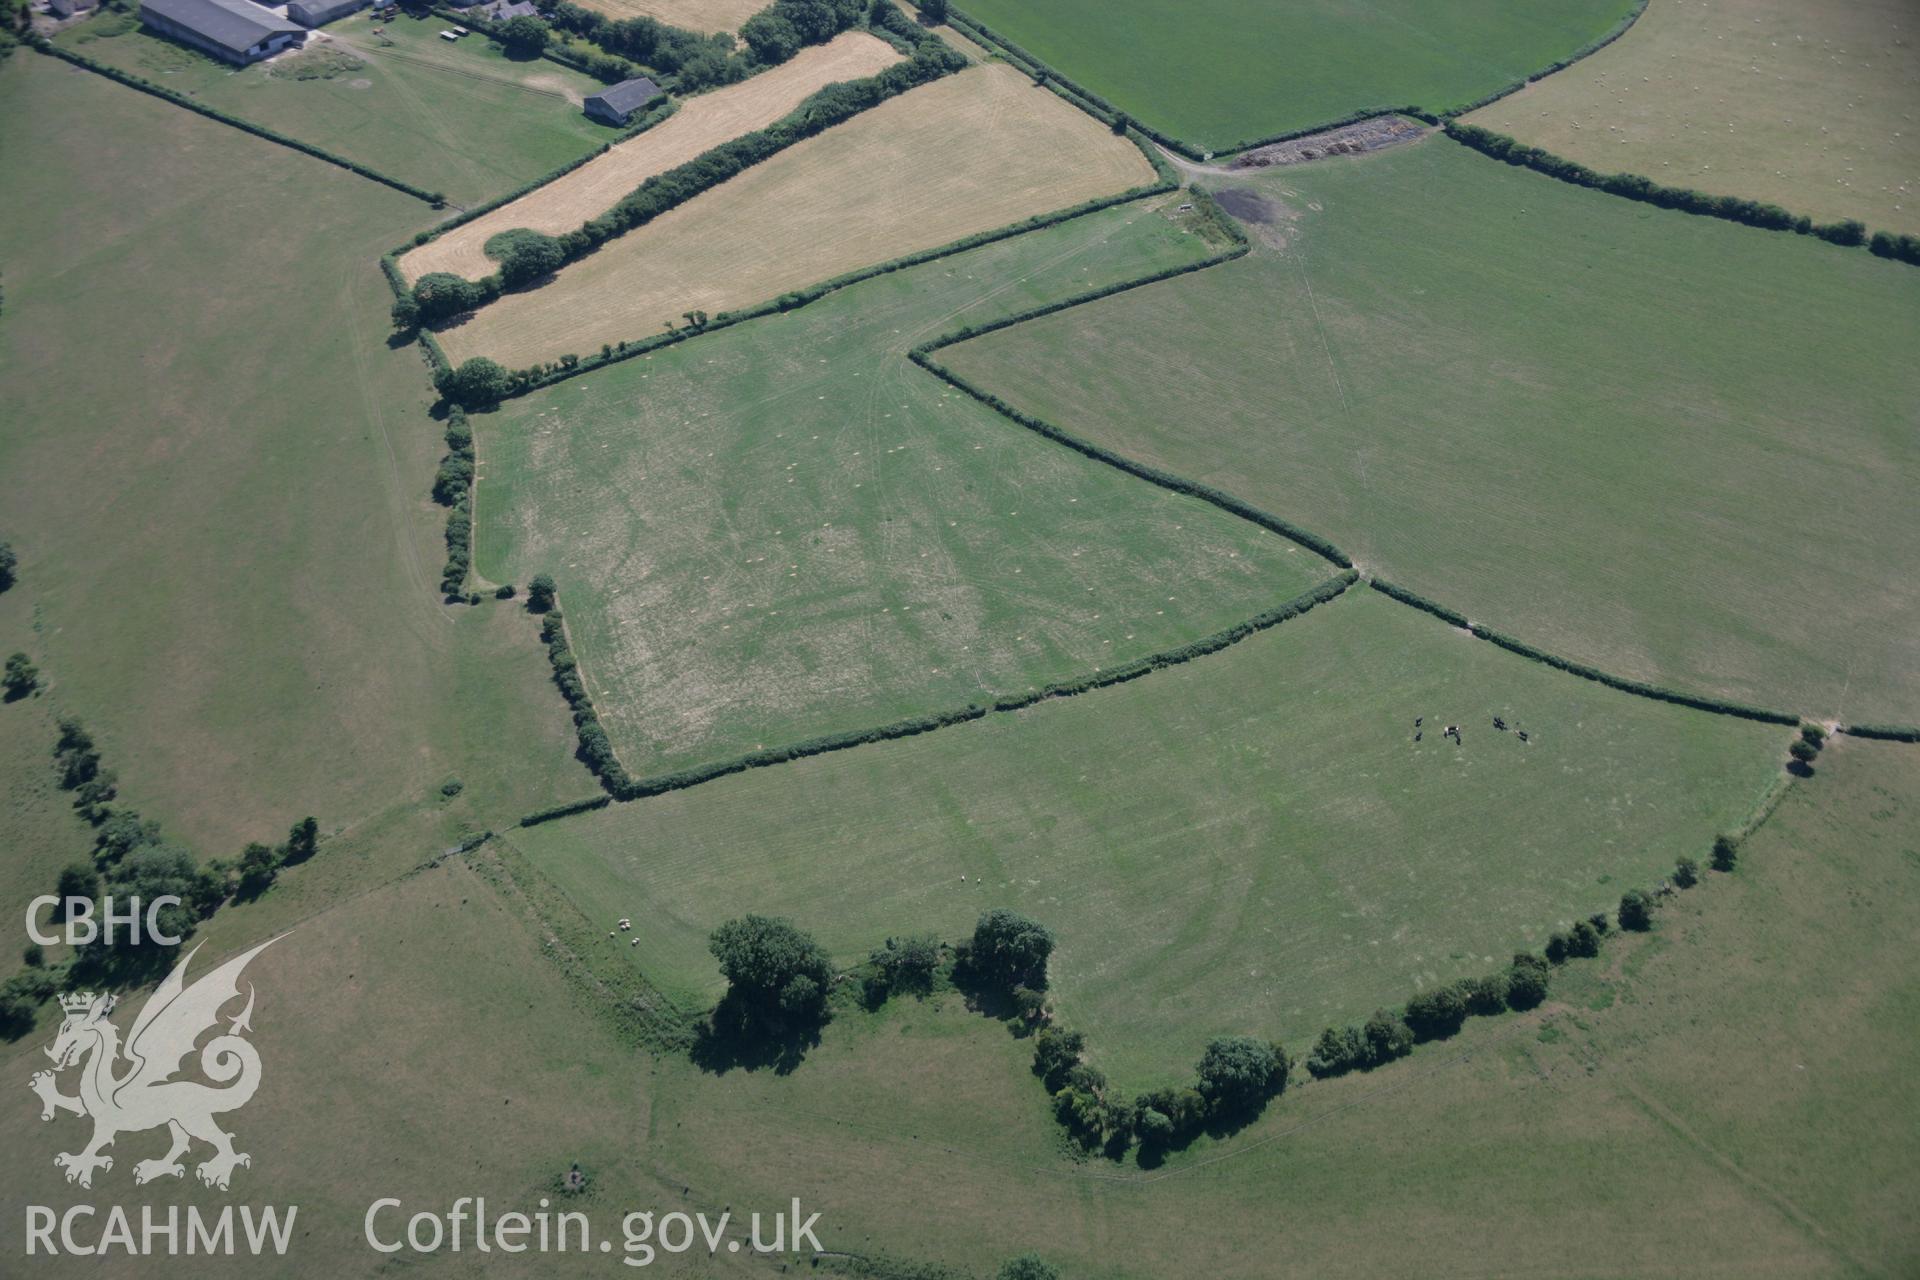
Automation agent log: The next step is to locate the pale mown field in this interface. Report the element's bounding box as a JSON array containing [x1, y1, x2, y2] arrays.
[[1472, 0, 1920, 235], [399, 32, 904, 282], [441, 60, 1155, 367], [574, 0, 766, 35]]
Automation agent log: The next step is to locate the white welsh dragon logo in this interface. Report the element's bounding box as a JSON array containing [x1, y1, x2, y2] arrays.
[[28, 937, 279, 1190]]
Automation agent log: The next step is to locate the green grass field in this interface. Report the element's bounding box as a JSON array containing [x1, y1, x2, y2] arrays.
[[954, 0, 1641, 150], [0, 56, 582, 868], [639, 735, 1919, 1277], [55, 11, 612, 205], [0, 719, 1906, 1278], [1471, 0, 1920, 236], [944, 138, 1920, 726], [471, 199, 1332, 777], [510, 587, 1786, 1086]]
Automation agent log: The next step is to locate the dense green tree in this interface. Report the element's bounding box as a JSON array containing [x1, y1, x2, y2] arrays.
[[1462, 971, 1509, 1016], [526, 572, 559, 612], [1544, 931, 1571, 964], [1362, 1009, 1413, 1065], [0, 540, 15, 591], [283, 816, 319, 864], [1568, 918, 1602, 958], [3, 651, 37, 698], [708, 914, 832, 1016], [1618, 889, 1654, 932], [916, 0, 947, 21], [1031, 1025, 1084, 1090], [491, 229, 566, 287], [497, 13, 550, 55], [1404, 983, 1470, 1040], [99, 842, 202, 953], [411, 272, 490, 324], [55, 861, 98, 913], [1673, 856, 1700, 888], [1788, 738, 1819, 766], [738, 9, 799, 62], [969, 907, 1053, 989], [1194, 1035, 1287, 1113], [236, 841, 280, 898], [997, 1254, 1060, 1280], [439, 357, 511, 409], [867, 933, 940, 995], [1711, 833, 1739, 872], [1505, 963, 1549, 1010]]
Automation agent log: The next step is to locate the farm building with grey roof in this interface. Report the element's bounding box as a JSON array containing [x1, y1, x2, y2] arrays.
[[139, 0, 302, 64], [583, 76, 663, 126]]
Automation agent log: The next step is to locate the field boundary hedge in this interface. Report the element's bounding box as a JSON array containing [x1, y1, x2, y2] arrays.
[[403, 20, 967, 330], [388, 97, 679, 268], [1367, 578, 1796, 723], [1443, 121, 1915, 265], [519, 794, 614, 826], [429, 145, 1179, 402], [944, 0, 1644, 160], [32, 41, 445, 206], [1440, 0, 1648, 120], [908, 196, 1355, 572], [907, 250, 1826, 729], [519, 571, 1356, 818], [1841, 723, 1920, 743]]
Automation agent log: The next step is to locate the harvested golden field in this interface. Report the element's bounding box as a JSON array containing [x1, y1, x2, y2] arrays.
[[399, 31, 903, 282], [1470, 0, 1920, 235], [574, 0, 764, 34], [441, 62, 1156, 367]]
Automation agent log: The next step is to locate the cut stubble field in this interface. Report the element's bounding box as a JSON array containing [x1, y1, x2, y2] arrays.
[[441, 59, 1156, 367], [945, 138, 1920, 725], [1471, 0, 1920, 236], [512, 587, 1787, 1088], [471, 199, 1327, 777], [573, 0, 766, 35], [398, 31, 905, 282]]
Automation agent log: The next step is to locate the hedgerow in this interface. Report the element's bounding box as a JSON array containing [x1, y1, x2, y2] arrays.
[[442, 146, 1180, 401], [32, 42, 443, 206], [1842, 723, 1920, 743], [540, 608, 635, 793], [1366, 577, 1469, 629], [1441, 0, 1648, 119], [1463, 623, 1798, 724], [1445, 122, 1911, 262], [1868, 231, 1920, 266], [403, 19, 965, 332], [390, 97, 678, 266], [519, 795, 614, 826], [589, 573, 1353, 803], [436, 407, 476, 597], [908, 231, 1357, 572]]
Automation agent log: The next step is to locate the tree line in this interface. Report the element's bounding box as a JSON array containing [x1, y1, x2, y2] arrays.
[[398, 17, 966, 342], [1, 713, 320, 1037], [1445, 121, 1911, 262]]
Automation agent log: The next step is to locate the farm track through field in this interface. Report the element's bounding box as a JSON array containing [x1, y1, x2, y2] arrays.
[[335, 39, 569, 100]]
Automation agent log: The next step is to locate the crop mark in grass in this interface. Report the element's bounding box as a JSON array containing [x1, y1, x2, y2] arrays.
[[1616, 1079, 1863, 1271]]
